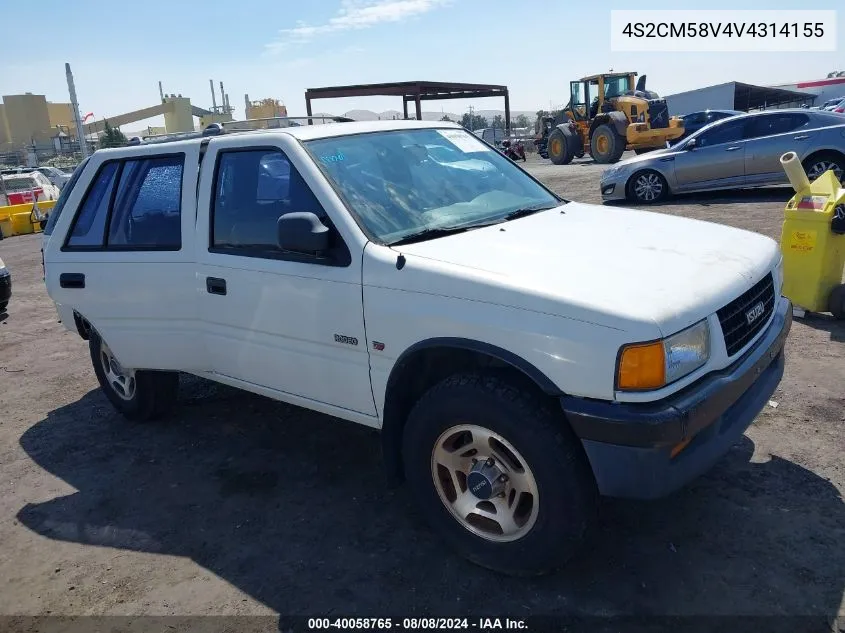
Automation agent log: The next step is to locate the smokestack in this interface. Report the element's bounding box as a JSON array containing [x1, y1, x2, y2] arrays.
[[209, 79, 217, 112], [65, 63, 89, 159], [158, 81, 164, 101], [219, 82, 225, 112], [225, 93, 230, 112], [244, 94, 250, 117]]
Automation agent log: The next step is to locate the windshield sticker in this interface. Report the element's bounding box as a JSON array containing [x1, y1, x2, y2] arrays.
[[436, 129, 492, 153], [319, 152, 345, 165]]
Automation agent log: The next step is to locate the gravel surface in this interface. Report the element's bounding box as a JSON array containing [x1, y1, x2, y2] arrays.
[[0, 154, 842, 627]]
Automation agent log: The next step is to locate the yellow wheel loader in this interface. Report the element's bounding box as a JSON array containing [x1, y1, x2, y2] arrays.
[[539, 72, 685, 165]]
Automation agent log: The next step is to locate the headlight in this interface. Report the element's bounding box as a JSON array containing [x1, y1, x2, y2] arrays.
[[0, 266, 8, 278], [616, 320, 710, 391], [602, 166, 620, 179]]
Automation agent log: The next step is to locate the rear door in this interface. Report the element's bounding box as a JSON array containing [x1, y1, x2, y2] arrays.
[[672, 117, 748, 191], [43, 142, 203, 372], [743, 112, 815, 186]]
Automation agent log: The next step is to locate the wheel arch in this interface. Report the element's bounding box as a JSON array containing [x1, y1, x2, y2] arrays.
[[590, 111, 628, 138], [380, 338, 564, 482], [801, 147, 845, 167]]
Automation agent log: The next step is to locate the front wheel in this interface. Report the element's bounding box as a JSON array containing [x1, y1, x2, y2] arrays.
[[627, 169, 669, 204], [90, 331, 179, 421], [547, 129, 574, 165], [402, 373, 597, 576]]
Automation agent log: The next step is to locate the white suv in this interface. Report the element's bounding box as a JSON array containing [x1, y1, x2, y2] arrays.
[[42, 120, 791, 575]]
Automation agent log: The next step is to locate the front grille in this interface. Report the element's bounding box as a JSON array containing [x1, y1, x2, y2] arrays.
[[647, 99, 669, 129], [717, 273, 775, 357]]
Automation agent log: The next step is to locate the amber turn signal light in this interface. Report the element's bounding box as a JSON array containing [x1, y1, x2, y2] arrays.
[[617, 341, 666, 390]]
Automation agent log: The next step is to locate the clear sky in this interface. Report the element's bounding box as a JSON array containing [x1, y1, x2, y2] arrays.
[[1, 0, 842, 128]]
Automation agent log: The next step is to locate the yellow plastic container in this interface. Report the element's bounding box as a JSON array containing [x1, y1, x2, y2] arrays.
[[780, 156, 845, 314]]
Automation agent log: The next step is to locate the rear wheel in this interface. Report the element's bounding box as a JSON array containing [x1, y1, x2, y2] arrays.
[[90, 331, 179, 421], [402, 373, 597, 576], [627, 169, 668, 204], [803, 152, 845, 183], [547, 129, 574, 165], [590, 124, 626, 164]]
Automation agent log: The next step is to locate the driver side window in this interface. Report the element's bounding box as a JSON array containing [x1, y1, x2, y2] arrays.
[[211, 149, 325, 252], [696, 119, 746, 148]]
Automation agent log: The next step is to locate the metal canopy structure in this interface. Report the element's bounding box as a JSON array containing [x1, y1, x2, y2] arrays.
[[733, 82, 816, 110], [304, 81, 510, 128]]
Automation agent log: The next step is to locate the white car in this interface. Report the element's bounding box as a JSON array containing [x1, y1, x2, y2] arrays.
[[1, 172, 61, 205], [41, 120, 791, 576], [35, 166, 72, 190]]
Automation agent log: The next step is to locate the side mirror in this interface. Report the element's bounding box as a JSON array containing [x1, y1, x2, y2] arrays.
[[277, 212, 330, 254], [685, 138, 696, 150]]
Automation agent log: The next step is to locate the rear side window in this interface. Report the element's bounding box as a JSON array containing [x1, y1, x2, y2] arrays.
[[745, 113, 809, 139], [108, 156, 183, 249], [63, 154, 184, 251], [66, 162, 119, 247], [43, 158, 89, 236]]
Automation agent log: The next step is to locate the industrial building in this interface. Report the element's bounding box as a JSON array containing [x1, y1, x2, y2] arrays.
[[665, 82, 815, 117], [0, 93, 76, 150]]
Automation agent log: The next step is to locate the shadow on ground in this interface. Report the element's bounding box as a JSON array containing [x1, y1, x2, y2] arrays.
[[798, 312, 845, 343], [16, 377, 845, 618]]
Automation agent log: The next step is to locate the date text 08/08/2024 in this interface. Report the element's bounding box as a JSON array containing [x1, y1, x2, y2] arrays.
[[306, 618, 527, 630]]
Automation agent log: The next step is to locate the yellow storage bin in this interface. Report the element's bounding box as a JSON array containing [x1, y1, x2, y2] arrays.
[[779, 153, 845, 317]]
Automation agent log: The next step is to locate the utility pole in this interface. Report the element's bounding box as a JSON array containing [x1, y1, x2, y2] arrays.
[[65, 63, 90, 159], [468, 104, 474, 129]]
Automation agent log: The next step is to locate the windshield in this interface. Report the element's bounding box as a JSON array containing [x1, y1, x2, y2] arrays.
[[305, 128, 560, 245], [604, 76, 629, 99], [2, 176, 37, 191]]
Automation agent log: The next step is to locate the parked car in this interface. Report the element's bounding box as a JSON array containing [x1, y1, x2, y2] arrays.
[[0, 172, 61, 206], [472, 127, 506, 145], [830, 98, 845, 114], [0, 256, 10, 312], [673, 109, 744, 143], [821, 97, 845, 110], [42, 120, 790, 576], [34, 166, 72, 190], [601, 109, 845, 203]]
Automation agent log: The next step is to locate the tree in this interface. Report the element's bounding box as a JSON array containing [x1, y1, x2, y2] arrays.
[[514, 114, 531, 129], [460, 113, 489, 130], [99, 120, 127, 148], [439, 114, 453, 122], [491, 114, 505, 129]]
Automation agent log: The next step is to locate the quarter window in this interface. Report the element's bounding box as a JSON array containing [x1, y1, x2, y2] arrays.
[[66, 162, 119, 247]]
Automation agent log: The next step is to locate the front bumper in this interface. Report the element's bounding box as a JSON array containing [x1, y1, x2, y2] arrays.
[[600, 174, 627, 201], [561, 297, 792, 499]]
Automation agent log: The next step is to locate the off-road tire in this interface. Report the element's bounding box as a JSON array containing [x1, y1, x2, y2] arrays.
[[89, 331, 179, 422], [547, 129, 574, 165], [590, 124, 626, 164], [402, 373, 598, 576]]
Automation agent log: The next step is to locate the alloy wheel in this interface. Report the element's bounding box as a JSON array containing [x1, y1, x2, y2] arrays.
[[100, 340, 136, 401], [431, 424, 539, 543], [633, 172, 664, 202]]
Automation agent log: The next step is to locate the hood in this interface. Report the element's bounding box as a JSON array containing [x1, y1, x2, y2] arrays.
[[397, 202, 779, 337], [606, 146, 678, 172]]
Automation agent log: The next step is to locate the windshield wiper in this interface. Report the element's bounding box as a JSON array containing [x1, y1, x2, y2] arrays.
[[389, 225, 480, 246], [503, 203, 559, 221]]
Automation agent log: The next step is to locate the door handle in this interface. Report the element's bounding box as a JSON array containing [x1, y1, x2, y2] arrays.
[[793, 135, 809, 140], [59, 273, 85, 289], [206, 277, 227, 295], [725, 146, 741, 151]]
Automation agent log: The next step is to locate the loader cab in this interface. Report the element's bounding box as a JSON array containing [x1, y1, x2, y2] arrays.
[[568, 73, 637, 122]]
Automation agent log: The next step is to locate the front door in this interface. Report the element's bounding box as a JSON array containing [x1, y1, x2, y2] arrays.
[[673, 117, 749, 192], [194, 137, 376, 418]]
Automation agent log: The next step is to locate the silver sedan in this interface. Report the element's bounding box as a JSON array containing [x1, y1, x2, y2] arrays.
[[600, 109, 845, 204]]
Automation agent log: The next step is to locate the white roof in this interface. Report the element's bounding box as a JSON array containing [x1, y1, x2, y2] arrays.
[[282, 118, 462, 140]]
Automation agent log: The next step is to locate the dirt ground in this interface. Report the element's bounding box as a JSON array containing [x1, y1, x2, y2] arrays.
[[0, 155, 843, 629]]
